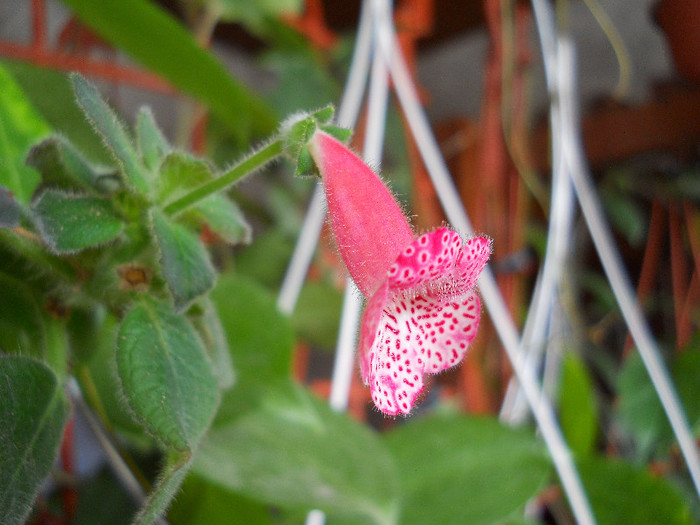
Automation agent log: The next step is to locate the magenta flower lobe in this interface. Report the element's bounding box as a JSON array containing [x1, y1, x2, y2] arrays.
[[309, 131, 491, 416]]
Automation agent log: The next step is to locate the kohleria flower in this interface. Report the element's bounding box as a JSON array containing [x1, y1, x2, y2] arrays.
[[308, 131, 491, 416]]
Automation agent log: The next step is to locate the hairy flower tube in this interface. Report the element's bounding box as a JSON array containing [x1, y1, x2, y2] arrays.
[[309, 131, 491, 415]]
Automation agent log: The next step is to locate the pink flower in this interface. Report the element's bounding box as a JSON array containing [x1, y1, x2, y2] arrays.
[[309, 131, 491, 416]]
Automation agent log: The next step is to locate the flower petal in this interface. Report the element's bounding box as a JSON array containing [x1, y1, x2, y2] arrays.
[[309, 131, 414, 297], [452, 236, 492, 292], [387, 228, 462, 291], [359, 280, 389, 384], [418, 291, 481, 373], [366, 288, 481, 415]]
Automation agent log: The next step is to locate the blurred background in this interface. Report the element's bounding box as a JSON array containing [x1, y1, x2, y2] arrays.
[[2, 0, 700, 523]]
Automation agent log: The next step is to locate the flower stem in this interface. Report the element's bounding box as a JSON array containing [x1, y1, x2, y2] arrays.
[[163, 138, 284, 216]]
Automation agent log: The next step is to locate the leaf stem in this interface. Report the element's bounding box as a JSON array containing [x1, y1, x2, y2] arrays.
[[163, 138, 284, 216]]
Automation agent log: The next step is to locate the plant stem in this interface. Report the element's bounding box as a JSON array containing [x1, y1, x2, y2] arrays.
[[163, 138, 284, 216]]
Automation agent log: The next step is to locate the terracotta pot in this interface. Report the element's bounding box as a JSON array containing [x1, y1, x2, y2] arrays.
[[655, 0, 700, 82]]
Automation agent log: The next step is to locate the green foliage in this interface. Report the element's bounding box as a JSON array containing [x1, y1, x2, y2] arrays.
[[383, 415, 551, 525], [291, 281, 344, 349], [194, 382, 400, 525], [151, 209, 216, 312], [1, 19, 694, 523], [72, 74, 151, 194], [169, 474, 273, 525], [618, 344, 700, 459], [58, 0, 276, 143], [116, 299, 220, 451], [579, 456, 694, 525], [210, 272, 295, 418], [33, 190, 125, 253], [135, 107, 171, 173], [27, 135, 120, 193], [213, 0, 303, 30], [0, 63, 51, 203], [559, 353, 599, 458], [0, 356, 70, 525]]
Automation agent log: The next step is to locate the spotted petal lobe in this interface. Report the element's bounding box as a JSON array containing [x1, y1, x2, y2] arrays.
[[451, 235, 492, 292], [366, 290, 482, 416], [359, 281, 390, 384], [387, 228, 463, 290]]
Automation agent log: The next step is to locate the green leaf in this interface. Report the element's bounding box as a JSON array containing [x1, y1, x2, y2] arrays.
[[32, 190, 125, 253], [151, 208, 216, 312], [0, 356, 70, 525], [115, 299, 220, 451], [182, 193, 252, 246], [559, 353, 598, 457], [209, 272, 294, 420], [157, 151, 214, 206], [1, 60, 111, 165], [135, 106, 171, 173], [234, 228, 295, 288], [321, 124, 353, 143], [264, 49, 339, 117], [194, 382, 399, 524], [191, 297, 235, 390], [71, 74, 150, 194], [169, 474, 272, 525], [59, 0, 276, 143], [283, 115, 316, 163], [0, 62, 51, 203], [291, 281, 343, 349], [578, 456, 694, 525], [0, 185, 20, 228], [132, 452, 192, 525], [618, 348, 700, 458], [83, 313, 146, 442], [26, 135, 120, 194], [383, 415, 550, 525]]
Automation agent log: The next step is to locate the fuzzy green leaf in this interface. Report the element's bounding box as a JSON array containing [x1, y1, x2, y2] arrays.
[[26, 136, 120, 194], [157, 151, 214, 206], [284, 116, 316, 162], [116, 299, 220, 451], [183, 193, 252, 246], [71, 74, 149, 194], [135, 107, 171, 173], [383, 415, 550, 525], [195, 382, 399, 524], [0, 356, 70, 525], [151, 208, 216, 312], [310, 105, 335, 125], [0, 63, 51, 203], [32, 190, 124, 253]]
